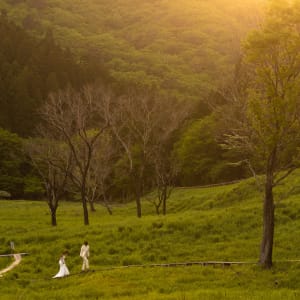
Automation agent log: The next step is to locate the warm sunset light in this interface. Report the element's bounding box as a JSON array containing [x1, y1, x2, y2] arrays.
[[1, 0, 300, 299]]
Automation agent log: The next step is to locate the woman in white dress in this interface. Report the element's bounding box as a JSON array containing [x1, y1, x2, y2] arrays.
[[53, 252, 70, 278]]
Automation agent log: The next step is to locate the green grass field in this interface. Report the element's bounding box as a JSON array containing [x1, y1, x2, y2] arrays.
[[1, 172, 300, 299]]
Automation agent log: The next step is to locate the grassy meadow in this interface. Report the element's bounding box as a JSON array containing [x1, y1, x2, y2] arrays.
[[1, 173, 300, 299]]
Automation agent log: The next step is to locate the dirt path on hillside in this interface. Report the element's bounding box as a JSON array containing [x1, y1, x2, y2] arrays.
[[0, 254, 22, 277]]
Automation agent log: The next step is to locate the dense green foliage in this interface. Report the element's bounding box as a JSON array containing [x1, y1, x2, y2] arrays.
[[1, 172, 300, 298], [214, 0, 300, 267], [0, 0, 266, 104], [0, 0, 270, 192], [175, 116, 247, 186], [0, 128, 44, 198], [0, 128, 27, 197], [0, 15, 107, 136]]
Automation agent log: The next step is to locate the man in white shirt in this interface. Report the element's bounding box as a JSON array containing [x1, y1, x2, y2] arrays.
[[80, 241, 90, 271]]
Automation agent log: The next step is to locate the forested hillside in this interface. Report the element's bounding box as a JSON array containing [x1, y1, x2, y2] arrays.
[[0, 16, 108, 136], [0, 0, 266, 104], [0, 0, 268, 197]]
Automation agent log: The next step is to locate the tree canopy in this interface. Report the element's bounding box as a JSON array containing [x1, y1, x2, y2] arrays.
[[216, 0, 300, 268], [0, 0, 266, 106], [0, 15, 108, 136]]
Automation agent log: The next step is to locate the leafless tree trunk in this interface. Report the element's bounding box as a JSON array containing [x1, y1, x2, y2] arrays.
[[108, 91, 191, 217], [85, 132, 116, 214], [151, 159, 176, 216], [24, 138, 71, 226], [88, 196, 96, 212], [101, 194, 113, 215], [39, 85, 110, 225]]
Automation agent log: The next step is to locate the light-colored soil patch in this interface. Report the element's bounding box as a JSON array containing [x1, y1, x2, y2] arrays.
[[0, 254, 22, 277]]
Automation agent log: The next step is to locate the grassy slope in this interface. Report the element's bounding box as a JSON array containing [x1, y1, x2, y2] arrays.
[[1, 172, 300, 299]]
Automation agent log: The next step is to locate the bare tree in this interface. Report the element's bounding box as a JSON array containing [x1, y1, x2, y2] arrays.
[[85, 132, 117, 215], [150, 98, 190, 215], [146, 158, 176, 215], [39, 85, 110, 225], [151, 153, 177, 215], [24, 138, 71, 226], [108, 93, 154, 217], [109, 91, 190, 217]]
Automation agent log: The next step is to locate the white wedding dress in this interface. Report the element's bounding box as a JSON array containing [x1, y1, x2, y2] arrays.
[[53, 256, 70, 278]]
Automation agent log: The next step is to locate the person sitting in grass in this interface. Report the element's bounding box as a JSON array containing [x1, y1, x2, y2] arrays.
[[80, 241, 90, 272], [53, 251, 70, 278]]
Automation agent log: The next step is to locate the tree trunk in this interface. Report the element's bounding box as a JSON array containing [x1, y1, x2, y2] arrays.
[[48, 193, 58, 226], [50, 208, 57, 226], [162, 187, 167, 215], [106, 205, 113, 215], [259, 152, 276, 269], [155, 204, 160, 215], [134, 179, 142, 218], [89, 199, 96, 212], [136, 195, 142, 218], [82, 190, 89, 225], [103, 194, 113, 215]]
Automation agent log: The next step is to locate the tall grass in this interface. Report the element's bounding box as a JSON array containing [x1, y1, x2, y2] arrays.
[[1, 171, 300, 299]]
